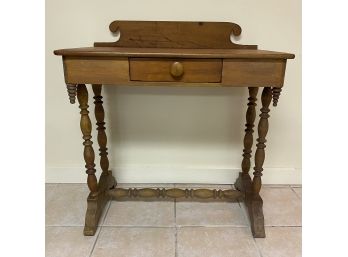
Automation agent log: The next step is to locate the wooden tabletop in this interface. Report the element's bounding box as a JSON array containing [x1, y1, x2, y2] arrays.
[[54, 47, 295, 59]]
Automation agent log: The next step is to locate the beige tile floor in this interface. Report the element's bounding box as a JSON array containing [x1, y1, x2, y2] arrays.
[[46, 184, 302, 257]]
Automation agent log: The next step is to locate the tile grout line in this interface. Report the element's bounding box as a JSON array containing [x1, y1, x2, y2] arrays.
[[290, 186, 302, 200], [249, 179, 265, 257], [88, 199, 112, 257], [47, 183, 302, 257], [88, 227, 102, 257], [265, 225, 302, 228], [252, 237, 264, 257], [233, 178, 254, 229], [263, 185, 295, 188], [175, 226, 178, 257], [174, 189, 178, 257], [289, 185, 302, 188], [178, 184, 262, 257], [235, 180, 251, 229], [45, 224, 270, 228], [83, 224, 301, 229], [101, 200, 112, 225], [100, 225, 177, 228], [238, 200, 251, 228], [47, 184, 301, 257], [45, 225, 86, 227]]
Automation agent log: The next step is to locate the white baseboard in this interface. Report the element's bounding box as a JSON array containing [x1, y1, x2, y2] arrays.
[[46, 166, 302, 185]]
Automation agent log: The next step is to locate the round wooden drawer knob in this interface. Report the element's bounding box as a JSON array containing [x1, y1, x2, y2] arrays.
[[170, 62, 184, 78]]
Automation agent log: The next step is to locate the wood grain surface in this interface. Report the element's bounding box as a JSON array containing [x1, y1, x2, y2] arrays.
[[222, 59, 286, 86], [63, 57, 129, 84], [55, 47, 295, 59], [129, 58, 222, 83], [55, 20, 296, 238], [94, 20, 256, 49]]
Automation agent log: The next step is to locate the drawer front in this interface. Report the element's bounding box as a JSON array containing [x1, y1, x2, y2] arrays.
[[129, 58, 222, 83], [222, 59, 286, 86], [63, 57, 129, 84]]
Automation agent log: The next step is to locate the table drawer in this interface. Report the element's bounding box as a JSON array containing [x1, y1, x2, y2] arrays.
[[129, 58, 222, 83]]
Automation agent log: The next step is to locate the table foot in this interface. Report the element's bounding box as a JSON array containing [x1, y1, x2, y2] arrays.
[[246, 195, 266, 238], [235, 172, 265, 238], [83, 171, 116, 236], [235, 172, 252, 192]]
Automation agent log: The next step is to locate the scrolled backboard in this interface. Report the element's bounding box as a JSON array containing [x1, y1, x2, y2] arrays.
[[94, 21, 257, 49]]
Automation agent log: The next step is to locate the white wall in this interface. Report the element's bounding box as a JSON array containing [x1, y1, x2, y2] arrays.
[[46, 0, 301, 184]]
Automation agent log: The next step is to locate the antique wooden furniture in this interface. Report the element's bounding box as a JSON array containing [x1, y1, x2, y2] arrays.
[[54, 20, 295, 238]]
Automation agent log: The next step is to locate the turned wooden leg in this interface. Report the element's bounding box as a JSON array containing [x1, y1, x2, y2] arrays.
[[271, 87, 282, 107], [77, 84, 112, 236], [92, 84, 117, 190], [66, 84, 77, 104], [247, 87, 272, 238], [77, 84, 98, 195], [252, 87, 272, 196], [92, 84, 109, 175], [235, 87, 258, 192]]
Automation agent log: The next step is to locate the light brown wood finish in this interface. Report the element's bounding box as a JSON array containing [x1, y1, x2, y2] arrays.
[[61, 56, 289, 87], [249, 87, 272, 238], [235, 87, 272, 238], [272, 87, 282, 106], [130, 58, 222, 83], [247, 191, 266, 238], [55, 47, 294, 59], [241, 87, 259, 179], [84, 84, 117, 236], [222, 59, 286, 86], [77, 84, 98, 195], [94, 21, 256, 49], [253, 87, 272, 196], [242, 87, 273, 238], [84, 172, 116, 236], [55, 20, 295, 239], [170, 61, 184, 78], [108, 187, 243, 202], [63, 57, 129, 84], [235, 87, 267, 238], [92, 84, 111, 176], [66, 84, 77, 104]]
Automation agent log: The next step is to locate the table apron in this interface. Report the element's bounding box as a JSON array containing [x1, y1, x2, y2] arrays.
[[63, 56, 286, 87]]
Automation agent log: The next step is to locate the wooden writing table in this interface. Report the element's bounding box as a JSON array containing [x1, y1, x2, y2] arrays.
[[54, 21, 295, 238]]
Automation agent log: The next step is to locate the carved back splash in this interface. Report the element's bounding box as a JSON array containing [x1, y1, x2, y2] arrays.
[[94, 20, 257, 49]]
